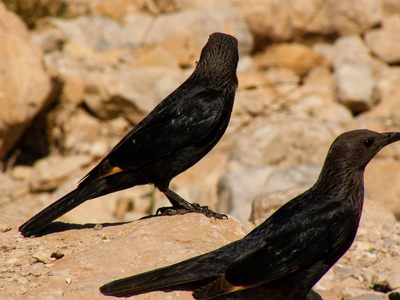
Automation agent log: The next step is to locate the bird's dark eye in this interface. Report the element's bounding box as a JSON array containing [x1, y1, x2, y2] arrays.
[[363, 139, 374, 147]]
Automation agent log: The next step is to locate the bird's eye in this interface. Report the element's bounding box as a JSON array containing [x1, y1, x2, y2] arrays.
[[363, 139, 374, 147]]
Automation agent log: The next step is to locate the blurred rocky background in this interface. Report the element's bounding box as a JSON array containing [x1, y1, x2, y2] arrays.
[[1, 0, 400, 299]]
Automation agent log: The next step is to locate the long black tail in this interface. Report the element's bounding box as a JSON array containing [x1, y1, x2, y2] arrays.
[[100, 248, 233, 298], [19, 179, 111, 237], [100, 264, 190, 297]]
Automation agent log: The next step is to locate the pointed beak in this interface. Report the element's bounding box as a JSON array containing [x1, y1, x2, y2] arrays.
[[381, 132, 400, 146]]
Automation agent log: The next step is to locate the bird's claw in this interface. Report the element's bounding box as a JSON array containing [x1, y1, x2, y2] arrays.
[[156, 203, 228, 220]]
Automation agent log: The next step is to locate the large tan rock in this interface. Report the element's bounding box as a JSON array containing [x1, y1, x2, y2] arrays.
[[254, 43, 325, 76], [127, 2, 254, 58], [335, 63, 377, 114], [365, 158, 400, 220], [365, 15, 400, 64], [29, 155, 92, 192], [0, 213, 245, 299], [0, 3, 51, 160]]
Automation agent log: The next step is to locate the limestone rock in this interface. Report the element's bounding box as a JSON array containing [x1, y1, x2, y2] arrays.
[[323, 0, 382, 35], [370, 67, 400, 121], [382, 0, 400, 15], [250, 187, 309, 223], [254, 43, 325, 76], [0, 172, 29, 210], [218, 164, 320, 221], [0, 213, 245, 299], [229, 118, 344, 168], [127, 3, 254, 58], [30, 155, 92, 192], [0, 2, 51, 160], [331, 35, 386, 77], [83, 65, 189, 122], [365, 26, 400, 64], [92, 0, 143, 21], [233, 0, 293, 42], [335, 63, 377, 114], [46, 15, 139, 52], [364, 158, 400, 220]]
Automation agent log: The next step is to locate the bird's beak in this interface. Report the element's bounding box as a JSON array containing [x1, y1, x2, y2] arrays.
[[381, 132, 400, 146]]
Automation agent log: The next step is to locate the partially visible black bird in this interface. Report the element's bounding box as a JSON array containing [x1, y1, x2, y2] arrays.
[[19, 32, 239, 237], [100, 129, 400, 300]]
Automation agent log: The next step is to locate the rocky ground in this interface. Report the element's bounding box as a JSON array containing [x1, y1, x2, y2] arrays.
[[1, 0, 400, 299]]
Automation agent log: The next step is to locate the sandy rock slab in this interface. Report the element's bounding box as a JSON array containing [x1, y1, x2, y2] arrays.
[[0, 214, 245, 299]]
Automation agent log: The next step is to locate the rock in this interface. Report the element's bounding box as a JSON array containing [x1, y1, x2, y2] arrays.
[[126, 3, 254, 58], [300, 0, 382, 36], [365, 27, 400, 64], [250, 187, 306, 223], [30, 20, 66, 53], [44, 51, 86, 106], [229, 118, 344, 168], [288, 66, 353, 122], [46, 15, 140, 52], [218, 164, 320, 221], [362, 67, 400, 122], [348, 293, 385, 300], [324, 0, 382, 35], [382, 0, 400, 16], [32, 250, 55, 264], [232, 0, 293, 42], [0, 223, 12, 232], [60, 109, 129, 156], [0, 213, 246, 299], [233, 0, 382, 43], [0, 172, 29, 209], [331, 35, 386, 77], [92, 0, 143, 21], [131, 43, 181, 69], [387, 272, 400, 290], [9, 165, 33, 181], [83, 65, 189, 122], [289, 0, 334, 35], [335, 63, 377, 114], [364, 158, 400, 220], [29, 155, 92, 192], [0, 2, 51, 160], [254, 43, 325, 76]]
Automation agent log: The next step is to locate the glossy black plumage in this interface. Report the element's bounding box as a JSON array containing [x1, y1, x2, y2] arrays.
[[19, 32, 239, 237], [100, 130, 400, 299]]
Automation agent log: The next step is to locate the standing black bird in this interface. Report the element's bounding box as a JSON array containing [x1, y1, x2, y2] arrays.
[[19, 32, 239, 237], [100, 129, 400, 300]]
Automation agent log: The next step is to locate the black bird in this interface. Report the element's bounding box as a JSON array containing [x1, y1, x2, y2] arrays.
[[19, 32, 239, 237], [100, 129, 400, 300]]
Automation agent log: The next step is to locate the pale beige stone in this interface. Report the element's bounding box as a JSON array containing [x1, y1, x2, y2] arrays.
[[0, 3, 51, 160]]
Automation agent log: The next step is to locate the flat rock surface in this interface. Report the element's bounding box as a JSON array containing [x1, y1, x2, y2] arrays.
[[0, 214, 245, 299]]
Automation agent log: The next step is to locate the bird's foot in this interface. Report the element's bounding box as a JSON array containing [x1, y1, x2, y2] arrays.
[[156, 203, 228, 220]]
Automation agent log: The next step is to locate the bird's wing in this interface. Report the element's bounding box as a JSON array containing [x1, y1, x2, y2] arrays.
[[224, 196, 351, 288], [193, 196, 350, 299], [79, 88, 224, 185], [194, 195, 353, 300]]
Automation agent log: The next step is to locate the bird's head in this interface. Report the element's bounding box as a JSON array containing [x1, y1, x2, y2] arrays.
[[325, 129, 400, 171], [195, 32, 239, 85]]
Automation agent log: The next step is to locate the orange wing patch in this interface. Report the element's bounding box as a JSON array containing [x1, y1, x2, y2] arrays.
[[78, 164, 124, 187], [98, 166, 124, 180], [193, 274, 246, 300]]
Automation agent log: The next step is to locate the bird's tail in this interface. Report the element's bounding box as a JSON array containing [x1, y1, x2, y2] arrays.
[[19, 179, 109, 237], [100, 250, 225, 298], [100, 263, 200, 297]]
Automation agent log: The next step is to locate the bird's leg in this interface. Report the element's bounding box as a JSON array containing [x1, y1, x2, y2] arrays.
[[156, 187, 228, 220]]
